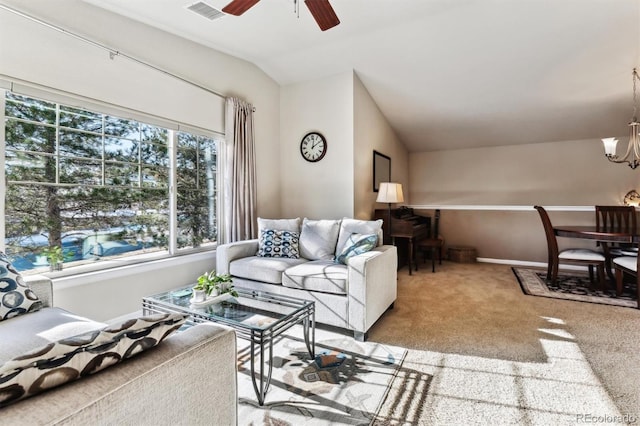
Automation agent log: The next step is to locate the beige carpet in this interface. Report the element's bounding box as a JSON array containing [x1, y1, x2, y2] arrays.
[[370, 261, 640, 425]]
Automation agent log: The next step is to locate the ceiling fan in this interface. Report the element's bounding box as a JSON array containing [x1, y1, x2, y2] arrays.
[[222, 0, 340, 31]]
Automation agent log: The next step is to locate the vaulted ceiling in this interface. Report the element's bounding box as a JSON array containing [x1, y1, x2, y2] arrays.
[[84, 0, 639, 152]]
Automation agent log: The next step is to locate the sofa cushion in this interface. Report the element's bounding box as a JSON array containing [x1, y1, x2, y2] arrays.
[[0, 307, 107, 366], [0, 312, 186, 407], [258, 217, 301, 233], [336, 233, 379, 264], [0, 253, 42, 322], [283, 260, 348, 295], [335, 218, 383, 256], [230, 256, 307, 284], [299, 218, 341, 261], [256, 229, 300, 259]]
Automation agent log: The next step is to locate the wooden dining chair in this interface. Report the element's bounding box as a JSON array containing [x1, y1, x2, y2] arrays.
[[595, 205, 637, 251], [418, 209, 444, 273], [534, 206, 606, 287], [613, 256, 640, 308], [595, 205, 637, 284]]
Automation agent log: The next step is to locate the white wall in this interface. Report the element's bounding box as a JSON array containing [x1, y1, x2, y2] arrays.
[[54, 252, 216, 322], [409, 138, 640, 262], [280, 72, 354, 219], [353, 73, 409, 219], [0, 0, 281, 319]]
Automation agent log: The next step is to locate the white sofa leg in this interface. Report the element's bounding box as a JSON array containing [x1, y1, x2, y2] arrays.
[[354, 331, 367, 342]]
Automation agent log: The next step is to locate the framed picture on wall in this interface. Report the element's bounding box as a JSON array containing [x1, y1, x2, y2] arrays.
[[373, 150, 391, 192]]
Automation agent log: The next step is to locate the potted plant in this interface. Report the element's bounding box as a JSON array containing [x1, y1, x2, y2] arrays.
[[193, 270, 237, 301], [42, 246, 64, 272]]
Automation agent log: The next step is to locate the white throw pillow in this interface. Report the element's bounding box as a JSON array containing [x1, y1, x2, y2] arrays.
[[257, 217, 301, 234], [299, 218, 341, 260]]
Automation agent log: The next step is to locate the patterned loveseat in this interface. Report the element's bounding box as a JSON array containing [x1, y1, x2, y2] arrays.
[[0, 273, 237, 425], [216, 217, 398, 341]]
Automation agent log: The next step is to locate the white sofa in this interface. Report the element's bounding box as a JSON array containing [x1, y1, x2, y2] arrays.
[[0, 276, 238, 425], [216, 217, 398, 341]]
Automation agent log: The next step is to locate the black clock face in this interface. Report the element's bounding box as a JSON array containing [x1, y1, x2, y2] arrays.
[[300, 132, 327, 162]]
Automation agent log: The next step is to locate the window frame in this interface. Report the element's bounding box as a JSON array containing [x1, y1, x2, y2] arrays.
[[1, 85, 224, 275]]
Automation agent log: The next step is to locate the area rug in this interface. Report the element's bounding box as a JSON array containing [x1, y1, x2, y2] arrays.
[[513, 267, 637, 308], [236, 326, 407, 425]]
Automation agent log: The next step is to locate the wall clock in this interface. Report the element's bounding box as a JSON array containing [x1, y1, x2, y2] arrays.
[[300, 132, 327, 162]]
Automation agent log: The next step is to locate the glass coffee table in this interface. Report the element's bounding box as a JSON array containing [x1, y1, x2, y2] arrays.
[[142, 286, 315, 405]]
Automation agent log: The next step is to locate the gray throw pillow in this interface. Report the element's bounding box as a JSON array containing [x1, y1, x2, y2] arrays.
[[299, 218, 341, 260], [0, 252, 42, 322]]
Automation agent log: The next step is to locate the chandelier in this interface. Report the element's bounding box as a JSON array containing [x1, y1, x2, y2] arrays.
[[602, 68, 640, 169]]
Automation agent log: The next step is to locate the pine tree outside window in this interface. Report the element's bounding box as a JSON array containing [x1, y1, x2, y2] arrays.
[[3, 91, 219, 272]]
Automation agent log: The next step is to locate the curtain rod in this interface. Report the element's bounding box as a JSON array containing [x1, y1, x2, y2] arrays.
[[0, 3, 227, 100]]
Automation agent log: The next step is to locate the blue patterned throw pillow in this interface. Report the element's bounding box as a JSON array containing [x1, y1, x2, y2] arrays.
[[0, 252, 42, 322], [335, 233, 378, 264], [256, 229, 300, 259]]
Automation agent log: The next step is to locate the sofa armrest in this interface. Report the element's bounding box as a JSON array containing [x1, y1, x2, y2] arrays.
[[347, 244, 397, 336], [24, 274, 53, 308], [1, 323, 238, 425], [216, 239, 259, 274]]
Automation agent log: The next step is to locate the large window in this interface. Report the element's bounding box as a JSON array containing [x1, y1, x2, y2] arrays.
[[3, 91, 219, 272]]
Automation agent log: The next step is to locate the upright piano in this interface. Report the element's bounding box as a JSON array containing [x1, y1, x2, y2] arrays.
[[374, 207, 430, 274]]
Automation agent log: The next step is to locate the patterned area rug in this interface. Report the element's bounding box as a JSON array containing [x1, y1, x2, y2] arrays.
[[513, 267, 637, 308], [236, 326, 406, 425]]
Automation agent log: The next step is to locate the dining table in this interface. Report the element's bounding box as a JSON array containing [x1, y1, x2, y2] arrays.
[[553, 226, 639, 243]]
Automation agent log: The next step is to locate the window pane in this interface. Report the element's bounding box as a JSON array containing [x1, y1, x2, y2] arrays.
[[178, 132, 198, 149], [140, 141, 168, 167], [5, 152, 53, 183], [5, 121, 56, 153], [141, 124, 167, 142], [105, 162, 138, 186], [141, 166, 168, 188], [59, 158, 102, 185], [177, 189, 216, 248], [105, 137, 139, 162], [105, 116, 139, 139], [176, 148, 197, 188], [176, 132, 218, 248], [60, 106, 102, 133], [59, 129, 102, 158], [5, 93, 56, 124]]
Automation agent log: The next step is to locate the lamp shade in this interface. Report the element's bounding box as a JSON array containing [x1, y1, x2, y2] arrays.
[[602, 137, 619, 156], [376, 182, 404, 203]]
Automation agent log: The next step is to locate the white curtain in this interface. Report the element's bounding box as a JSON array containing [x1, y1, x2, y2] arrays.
[[222, 97, 257, 243]]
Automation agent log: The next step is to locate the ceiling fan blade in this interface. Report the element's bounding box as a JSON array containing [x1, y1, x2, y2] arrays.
[[222, 0, 260, 16], [304, 0, 340, 31]]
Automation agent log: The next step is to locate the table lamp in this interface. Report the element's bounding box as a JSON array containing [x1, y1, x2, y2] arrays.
[[376, 182, 404, 241]]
